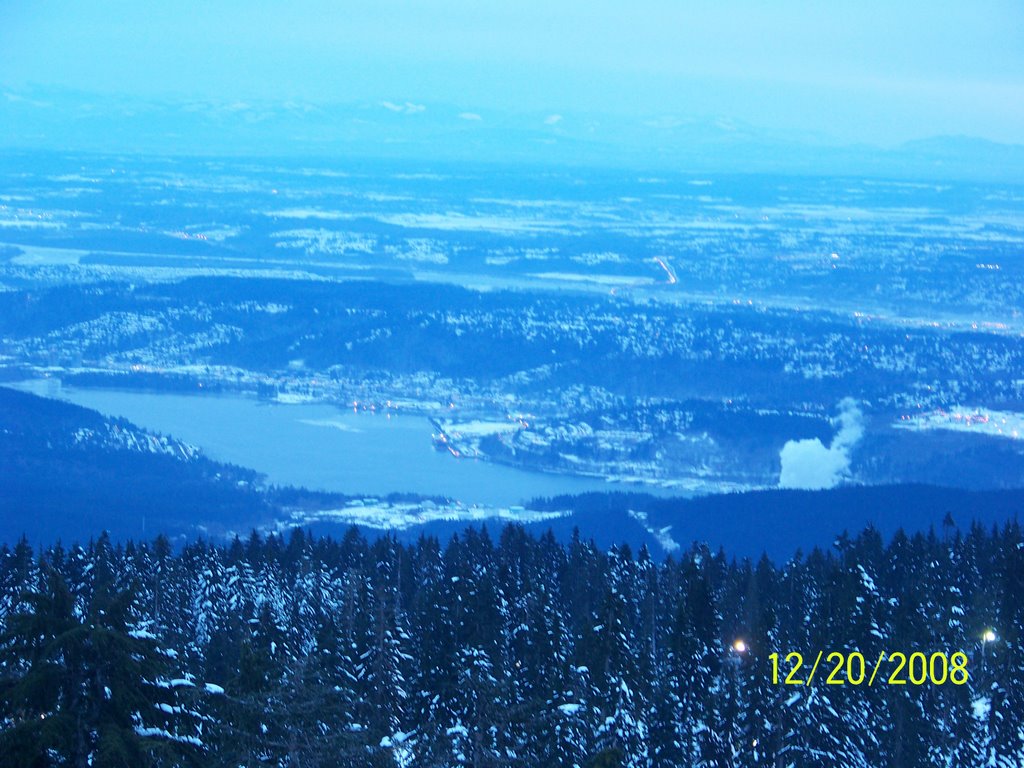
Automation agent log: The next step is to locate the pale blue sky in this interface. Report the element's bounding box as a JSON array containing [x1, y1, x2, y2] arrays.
[[2, 0, 1022, 145]]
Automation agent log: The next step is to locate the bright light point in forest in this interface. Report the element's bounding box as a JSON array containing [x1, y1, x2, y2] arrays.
[[732, 639, 748, 653], [982, 629, 997, 643]]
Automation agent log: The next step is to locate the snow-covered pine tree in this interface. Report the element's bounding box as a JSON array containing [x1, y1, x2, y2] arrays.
[[589, 544, 650, 768], [360, 535, 416, 766], [0, 537, 39, 634], [0, 566, 204, 766]]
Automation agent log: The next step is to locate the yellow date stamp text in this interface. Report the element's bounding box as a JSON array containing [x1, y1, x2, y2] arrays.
[[768, 651, 969, 686]]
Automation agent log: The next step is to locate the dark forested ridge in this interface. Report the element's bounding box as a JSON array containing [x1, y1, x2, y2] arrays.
[[527, 486, 1024, 560], [0, 386, 274, 544], [2, 522, 1023, 767]]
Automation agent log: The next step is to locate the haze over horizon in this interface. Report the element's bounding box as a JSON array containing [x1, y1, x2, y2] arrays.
[[2, 0, 1023, 155]]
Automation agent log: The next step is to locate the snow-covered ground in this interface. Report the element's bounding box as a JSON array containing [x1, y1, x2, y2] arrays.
[[441, 419, 521, 437], [627, 509, 680, 553], [7, 243, 87, 264], [895, 408, 1024, 441], [277, 498, 569, 532]]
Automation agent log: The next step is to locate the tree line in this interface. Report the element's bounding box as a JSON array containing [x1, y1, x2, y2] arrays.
[[1, 519, 1023, 767]]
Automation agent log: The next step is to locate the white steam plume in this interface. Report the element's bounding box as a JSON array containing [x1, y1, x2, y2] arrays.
[[779, 397, 864, 490]]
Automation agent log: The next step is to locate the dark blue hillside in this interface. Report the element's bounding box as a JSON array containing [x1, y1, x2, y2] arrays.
[[0, 386, 272, 545], [529, 486, 1024, 560], [302, 484, 1024, 564]]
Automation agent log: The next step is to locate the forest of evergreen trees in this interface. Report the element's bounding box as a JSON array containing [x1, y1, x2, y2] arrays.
[[1, 520, 1023, 767]]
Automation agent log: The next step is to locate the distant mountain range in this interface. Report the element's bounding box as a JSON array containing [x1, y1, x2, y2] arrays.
[[3, 87, 1023, 182]]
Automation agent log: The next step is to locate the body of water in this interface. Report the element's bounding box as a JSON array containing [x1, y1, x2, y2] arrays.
[[13, 380, 655, 506]]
